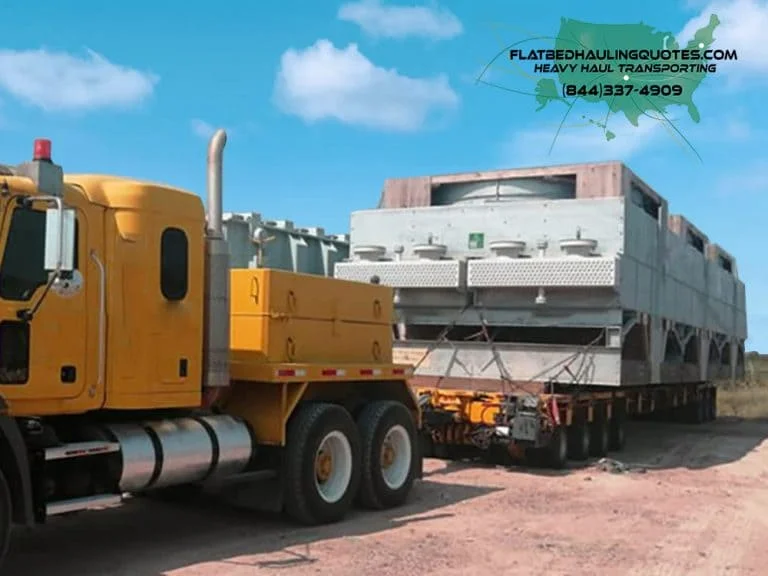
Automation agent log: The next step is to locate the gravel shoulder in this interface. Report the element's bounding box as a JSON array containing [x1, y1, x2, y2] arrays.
[[5, 417, 768, 576]]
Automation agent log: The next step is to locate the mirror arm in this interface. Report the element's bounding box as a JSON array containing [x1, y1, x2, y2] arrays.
[[16, 273, 58, 323]]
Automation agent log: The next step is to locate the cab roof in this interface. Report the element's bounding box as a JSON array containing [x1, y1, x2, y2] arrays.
[[65, 174, 205, 220]]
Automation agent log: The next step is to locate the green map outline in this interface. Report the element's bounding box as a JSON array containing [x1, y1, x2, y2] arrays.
[[477, 14, 722, 160]]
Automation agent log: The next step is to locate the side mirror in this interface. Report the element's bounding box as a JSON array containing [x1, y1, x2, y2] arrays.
[[44, 207, 76, 273]]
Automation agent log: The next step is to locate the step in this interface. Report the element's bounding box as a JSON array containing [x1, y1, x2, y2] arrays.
[[46, 494, 123, 516], [45, 441, 120, 461]]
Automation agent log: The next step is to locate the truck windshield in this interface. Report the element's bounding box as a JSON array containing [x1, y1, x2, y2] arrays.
[[0, 208, 48, 301]]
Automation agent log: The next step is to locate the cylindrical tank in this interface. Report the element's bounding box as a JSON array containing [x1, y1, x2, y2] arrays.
[[101, 414, 254, 492]]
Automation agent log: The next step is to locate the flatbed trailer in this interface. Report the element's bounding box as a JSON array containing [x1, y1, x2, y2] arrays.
[[415, 381, 716, 468]]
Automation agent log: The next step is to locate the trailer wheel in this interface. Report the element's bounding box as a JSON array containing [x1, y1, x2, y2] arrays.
[[356, 401, 418, 510], [693, 397, 707, 424], [545, 426, 568, 469], [708, 388, 718, 422], [283, 403, 361, 525], [567, 421, 590, 461], [589, 418, 609, 457], [0, 469, 11, 569], [608, 414, 626, 451]]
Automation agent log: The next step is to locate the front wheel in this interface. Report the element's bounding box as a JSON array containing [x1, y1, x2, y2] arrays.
[[356, 401, 418, 510], [283, 403, 361, 525]]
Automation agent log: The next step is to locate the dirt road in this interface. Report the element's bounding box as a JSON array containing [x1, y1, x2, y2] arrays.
[[5, 417, 768, 576]]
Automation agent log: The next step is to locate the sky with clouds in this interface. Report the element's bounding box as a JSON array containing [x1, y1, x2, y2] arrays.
[[0, 0, 766, 350]]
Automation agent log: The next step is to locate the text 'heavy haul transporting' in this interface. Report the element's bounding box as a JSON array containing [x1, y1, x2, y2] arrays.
[[335, 162, 747, 468], [0, 130, 422, 568]]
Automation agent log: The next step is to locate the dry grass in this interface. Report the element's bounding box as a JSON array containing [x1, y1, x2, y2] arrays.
[[716, 353, 768, 419], [718, 384, 768, 419]]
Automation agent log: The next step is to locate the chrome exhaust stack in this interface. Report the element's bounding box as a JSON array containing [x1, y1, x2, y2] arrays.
[[203, 129, 230, 389]]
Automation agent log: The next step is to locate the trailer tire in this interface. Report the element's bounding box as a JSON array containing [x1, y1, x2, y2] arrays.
[[546, 426, 568, 469], [283, 403, 361, 525], [694, 398, 707, 424], [356, 401, 418, 510], [709, 388, 718, 422], [589, 418, 609, 457], [608, 414, 626, 452], [567, 421, 590, 461], [0, 468, 11, 569]]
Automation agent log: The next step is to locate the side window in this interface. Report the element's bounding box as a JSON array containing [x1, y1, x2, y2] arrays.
[[0, 209, 48, 301], [160, 227, 188, 301], [0, 209, 81, 302]]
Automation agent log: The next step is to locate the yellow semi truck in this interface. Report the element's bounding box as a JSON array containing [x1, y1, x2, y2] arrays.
[[0, 130, 421, 566]]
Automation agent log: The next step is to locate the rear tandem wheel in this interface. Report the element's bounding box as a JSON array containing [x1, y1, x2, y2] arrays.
[[356, 401, 418, 510], [283, 403, 362, 525]]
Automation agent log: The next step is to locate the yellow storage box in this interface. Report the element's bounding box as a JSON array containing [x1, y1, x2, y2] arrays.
[[230, 269, 394, 364]]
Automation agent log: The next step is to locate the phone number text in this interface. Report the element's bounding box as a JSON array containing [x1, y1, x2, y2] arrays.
[[562, 83, 684, 98]]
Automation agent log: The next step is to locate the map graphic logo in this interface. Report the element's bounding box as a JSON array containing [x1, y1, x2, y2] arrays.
[[479, 15, 738, 160]]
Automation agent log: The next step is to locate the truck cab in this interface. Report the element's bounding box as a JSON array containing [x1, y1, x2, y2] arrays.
[[0, 143, 205, 416]]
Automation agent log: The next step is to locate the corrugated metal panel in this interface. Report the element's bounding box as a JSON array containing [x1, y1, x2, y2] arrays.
[[222, 212, 349, 277]]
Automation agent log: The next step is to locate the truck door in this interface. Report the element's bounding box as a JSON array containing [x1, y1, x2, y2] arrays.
[[0, 199, 97, 411]]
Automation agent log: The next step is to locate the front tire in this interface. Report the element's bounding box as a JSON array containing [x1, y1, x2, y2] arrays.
[[283, 403, 361, 525], [356, 401, 418, 510]]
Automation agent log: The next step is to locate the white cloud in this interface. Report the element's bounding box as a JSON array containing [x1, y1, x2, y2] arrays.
[[678, 0, 768, 78], [502, 114, 665, 166], [190, 118, 216, 139], [338, 0, 462, 40], [273, 39, 459, 131], [0, 48, 158, 112]]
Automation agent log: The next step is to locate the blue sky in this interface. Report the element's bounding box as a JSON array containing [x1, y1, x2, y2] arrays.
[[1, 0, 766, 350]]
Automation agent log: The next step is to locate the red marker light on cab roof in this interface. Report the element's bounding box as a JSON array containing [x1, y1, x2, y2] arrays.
[[33, 139, 52, 162]]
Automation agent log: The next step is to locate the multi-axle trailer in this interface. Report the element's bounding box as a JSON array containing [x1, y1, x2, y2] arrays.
[[334, 161, 748, 467]]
